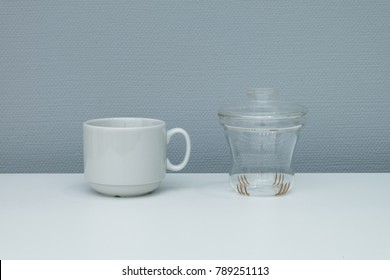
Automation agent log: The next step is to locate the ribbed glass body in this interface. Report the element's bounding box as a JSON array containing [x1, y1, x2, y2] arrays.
[[218, 89, 307, 197]]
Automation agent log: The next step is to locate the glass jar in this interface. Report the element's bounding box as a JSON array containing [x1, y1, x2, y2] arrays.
[[218, 88, 308, 196]]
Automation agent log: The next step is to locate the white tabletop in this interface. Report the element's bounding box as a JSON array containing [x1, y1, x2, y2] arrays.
[[0, 173, 389, 260]]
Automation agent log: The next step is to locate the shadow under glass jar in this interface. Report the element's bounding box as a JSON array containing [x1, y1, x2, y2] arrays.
[[218, 88, 308, 197]]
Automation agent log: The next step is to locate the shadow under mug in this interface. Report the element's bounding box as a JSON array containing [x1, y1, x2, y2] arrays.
[[83, 118, 191, 196]]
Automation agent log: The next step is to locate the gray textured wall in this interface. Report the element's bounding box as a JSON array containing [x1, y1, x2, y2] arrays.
[[1, 1, 390, 173]]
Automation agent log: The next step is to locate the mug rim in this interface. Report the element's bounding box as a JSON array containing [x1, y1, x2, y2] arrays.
[[84, 117, 165, 129]]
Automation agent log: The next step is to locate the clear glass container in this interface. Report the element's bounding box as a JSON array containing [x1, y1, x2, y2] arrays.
[[218, 88, 308, 196]]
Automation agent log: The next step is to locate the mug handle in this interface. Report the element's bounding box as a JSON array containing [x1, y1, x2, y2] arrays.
[[166, 128, 191, 172]]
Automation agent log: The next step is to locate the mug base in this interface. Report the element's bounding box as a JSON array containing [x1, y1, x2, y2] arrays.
[[88, 182, 160, 197]]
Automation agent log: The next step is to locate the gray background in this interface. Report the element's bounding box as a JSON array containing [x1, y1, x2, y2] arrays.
[[1, 1, 390, 173]]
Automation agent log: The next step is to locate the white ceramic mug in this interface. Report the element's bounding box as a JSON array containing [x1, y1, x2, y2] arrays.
[[83, 118, 191, 196]]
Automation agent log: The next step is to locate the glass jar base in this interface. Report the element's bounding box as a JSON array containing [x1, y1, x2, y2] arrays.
[[230, 173, 293, 197]]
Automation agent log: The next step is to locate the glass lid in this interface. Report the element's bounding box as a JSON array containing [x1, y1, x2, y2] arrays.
[[218, 88, 308, 128]]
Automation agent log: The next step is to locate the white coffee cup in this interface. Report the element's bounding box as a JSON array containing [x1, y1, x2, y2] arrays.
[[83, 118, 191, 196]]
